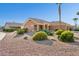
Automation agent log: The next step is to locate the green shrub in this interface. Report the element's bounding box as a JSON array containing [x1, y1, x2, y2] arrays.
[[59, 31, 74, 42], [55, 29, 64, 35], [74, 28, 79, 31], [16, 28, 28, 34], [40, 29, 53, 36], [16, 29, 25, 34], [23, 28, 28, 33], [3, 28, 15, 32], [32, 31, 48, 41], [74, 26, 79, 31]]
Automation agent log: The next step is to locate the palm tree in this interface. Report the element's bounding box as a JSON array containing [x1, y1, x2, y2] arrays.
[[73, 18, 78, 29], [57, 3, 62, 29]]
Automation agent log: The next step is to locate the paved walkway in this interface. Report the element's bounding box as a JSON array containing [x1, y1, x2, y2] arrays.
[[0, 32, 6, 40]]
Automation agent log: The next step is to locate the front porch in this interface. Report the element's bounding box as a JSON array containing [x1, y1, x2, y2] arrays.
[[34, 24, 51, 31]]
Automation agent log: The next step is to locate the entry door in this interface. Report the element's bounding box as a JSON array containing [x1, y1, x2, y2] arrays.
[[39, 25, 43, 30]]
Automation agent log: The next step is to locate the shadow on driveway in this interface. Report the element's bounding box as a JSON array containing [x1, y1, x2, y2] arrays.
[[35, 40, 54, 46]]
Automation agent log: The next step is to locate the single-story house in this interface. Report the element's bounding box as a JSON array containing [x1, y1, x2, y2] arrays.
[[4, 22, 22, 29], [21, 18, 73, 32], [4, 18, 73, 32]]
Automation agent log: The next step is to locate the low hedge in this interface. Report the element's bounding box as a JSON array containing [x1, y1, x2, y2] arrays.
[[3, 28, 15, 32], [74, 28, 79, 31], [23, 28, 28, 33], [16, 29, 25, 34], [16, 28, 28, 34]]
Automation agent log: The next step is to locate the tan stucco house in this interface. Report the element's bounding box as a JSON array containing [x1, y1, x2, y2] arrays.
[[21, 18, 73, 32]]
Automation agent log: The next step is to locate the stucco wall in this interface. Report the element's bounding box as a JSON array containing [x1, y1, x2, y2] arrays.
[[23, 20, 37, 32]]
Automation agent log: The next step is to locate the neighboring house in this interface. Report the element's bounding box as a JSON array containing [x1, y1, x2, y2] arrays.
[[4, 22, 23, 29], [21, 18, 73, 32]]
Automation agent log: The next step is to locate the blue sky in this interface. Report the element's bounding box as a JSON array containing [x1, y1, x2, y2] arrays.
[[0, 3, 79, 26]]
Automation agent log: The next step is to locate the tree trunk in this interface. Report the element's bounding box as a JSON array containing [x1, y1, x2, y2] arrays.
[[58, 3, 62, 29]]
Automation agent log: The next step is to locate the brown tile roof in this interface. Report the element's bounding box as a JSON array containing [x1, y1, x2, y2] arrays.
[[28, 18, 50, 23], [51, 21, 72, 26]]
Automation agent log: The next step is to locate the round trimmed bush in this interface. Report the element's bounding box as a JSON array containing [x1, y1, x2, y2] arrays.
[[59, 31, 74, 42], [32, 31, 48, 41], [55, 29, 64, 35]]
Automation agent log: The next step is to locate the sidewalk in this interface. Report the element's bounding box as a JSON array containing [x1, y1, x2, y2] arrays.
[[0, 32, 6, 40]]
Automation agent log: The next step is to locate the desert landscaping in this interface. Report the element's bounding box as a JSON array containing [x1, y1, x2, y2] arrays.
[[0, 30, 79, 56]]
